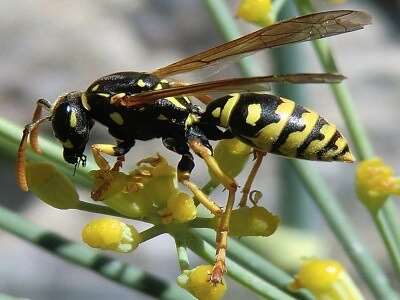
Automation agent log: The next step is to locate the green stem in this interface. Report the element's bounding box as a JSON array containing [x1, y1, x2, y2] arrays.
[[175, 236, 191, 272], [77, 201, 132, 218], [291, 160, 397, 300], [271, 0, 289, 20], [0, 205, 191, 300], [140, 225, 167, 243], [374, 210, 400, 277]]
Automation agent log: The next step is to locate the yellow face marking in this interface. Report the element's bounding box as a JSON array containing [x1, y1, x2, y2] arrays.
[[321, 136, 348, 160], [62, 139, 74, 149], [157, 114, 168, 121], [304, 123, 336, 159], [69, 111, 77, 128], [109, 112, 124, 125], [279, 110, 319, 157], [137, 79, 146, 87], [97, 93, 110, 98], [91, 84, 100, 92], [160, 79, 169, 83], [166, 97, 187, 109], [245, 103, 262, 126], [81, 93, 91, 110], [212, 107, 221, 118], [221, 94, 240, 127], [154, 83, 163, 90], [250, 99, 295, 151]]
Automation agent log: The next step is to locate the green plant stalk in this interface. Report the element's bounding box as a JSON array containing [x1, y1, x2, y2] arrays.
[[292, 160, 398, 300], [185, 230, 299, 300], [271, 0, 289, 21], [374, 210, 400, 277], [175, 236, 191, 272], [140, 225, 167, 243], [296, 0, 400, 282], [202, 1, 397, 299], [0, 205, 191, 300]]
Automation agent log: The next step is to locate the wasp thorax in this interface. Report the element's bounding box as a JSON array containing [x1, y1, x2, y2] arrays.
[[51, 91, 94, 164]]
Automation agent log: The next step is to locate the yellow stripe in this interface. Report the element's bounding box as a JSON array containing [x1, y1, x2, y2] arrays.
[[212, 107, 221, 118], [137, 79, 146, 87], [220, 94, 240, 127], [249, 98, 295, 151], [109, 112, 124, 125], [245, 103, 262, 126], [304, 123, 336, 159], [69, 111, 77, 128], [166, 97, 187, 109], [321, 136, 348, 160], [81, 93, 91, 110], [279, 110, 319, 157]]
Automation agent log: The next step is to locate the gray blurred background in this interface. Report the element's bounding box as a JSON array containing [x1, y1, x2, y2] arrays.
[[0, 0, 399, 299]]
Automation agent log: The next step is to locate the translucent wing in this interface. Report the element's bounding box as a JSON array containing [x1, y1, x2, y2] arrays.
[[121, 73, 345, 107], [152, 10, 371, 78]]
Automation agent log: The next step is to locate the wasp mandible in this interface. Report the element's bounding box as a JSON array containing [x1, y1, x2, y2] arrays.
[[16, 10, 371, 283]]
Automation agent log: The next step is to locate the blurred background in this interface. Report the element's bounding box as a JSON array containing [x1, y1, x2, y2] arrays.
[[0, 0, 399, 299]]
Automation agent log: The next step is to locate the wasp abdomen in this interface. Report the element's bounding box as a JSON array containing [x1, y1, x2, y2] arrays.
[[204, 93, 354, 162]]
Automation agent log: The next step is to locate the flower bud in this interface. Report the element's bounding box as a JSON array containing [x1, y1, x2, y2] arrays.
[[236, 0, 273, 27], [290, 259, 364, 300], [177, 265, 226, 300], [26, 162, 80, 209], [356, 157, 400, 213], [209, 139, 251, 185], [167, 192, 197, 223], [214, 206, 279, 237], [82, 217, 141, 253]]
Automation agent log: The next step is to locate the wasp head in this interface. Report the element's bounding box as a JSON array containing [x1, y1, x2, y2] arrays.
[[51, 91, 94, 165]]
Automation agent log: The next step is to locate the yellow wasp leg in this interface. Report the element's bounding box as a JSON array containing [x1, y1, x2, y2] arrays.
[[90, 144, 126, 201], [188, 139, 238, 283], [178, 171, 223, 216], [238, 150, 266, 207]]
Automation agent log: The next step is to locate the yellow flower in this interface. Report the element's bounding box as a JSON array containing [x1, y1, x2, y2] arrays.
[[290, 259, 364, 300], [91, 154, 190, 222], [214, 206, 279, 237], [26, 162, 80, 209], [167, 192, 197, 223], [209, 138, 251, 185], [356, 157, 400, 213], [236, 0, 273, 26], [177, 265, 226, 300], [82, 217, 141, 253]]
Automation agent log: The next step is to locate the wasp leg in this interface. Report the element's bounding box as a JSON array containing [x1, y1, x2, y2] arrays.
[[238, 150, 266, 207], [162, 137, 222, 216], [91, 141, 134, 201], [186, 127, 237, 283]]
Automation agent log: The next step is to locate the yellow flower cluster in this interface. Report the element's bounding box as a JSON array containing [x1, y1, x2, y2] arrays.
[[236, 0, 273, 27], [356, 157, 400, 212], [90, 154, 197, 223], [82, 217, 141, 253], [290, 259, 364, 300], [214, 206, 279, 237], [177, 265, 226, 300]]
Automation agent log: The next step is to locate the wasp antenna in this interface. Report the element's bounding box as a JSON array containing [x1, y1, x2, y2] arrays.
[[29, 99, 51, 154], [16, 126, 31, 192], [16, 116, 50, 192]]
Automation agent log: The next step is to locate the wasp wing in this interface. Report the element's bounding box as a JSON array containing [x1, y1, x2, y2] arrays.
[[121, 73, 345, 107], [152, 10, 371, 78]]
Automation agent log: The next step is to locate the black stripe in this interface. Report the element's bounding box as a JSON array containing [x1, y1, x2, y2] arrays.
[[271, 104, 307, 153], [333, 144, 350, 160], [317, 130, 340, 160], [297, 117, 327, 157]]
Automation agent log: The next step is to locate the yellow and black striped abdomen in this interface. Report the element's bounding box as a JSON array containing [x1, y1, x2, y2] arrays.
[[205, 93, 353, 162]]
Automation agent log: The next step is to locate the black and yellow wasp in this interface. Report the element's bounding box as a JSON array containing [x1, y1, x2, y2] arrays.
[[17, 10, 371, 282]]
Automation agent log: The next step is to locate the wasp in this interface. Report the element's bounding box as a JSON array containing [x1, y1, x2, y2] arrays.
[[16, 10, 371, 283]]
